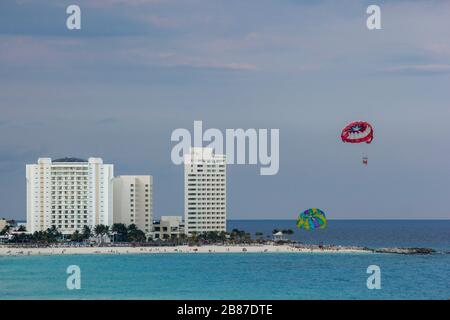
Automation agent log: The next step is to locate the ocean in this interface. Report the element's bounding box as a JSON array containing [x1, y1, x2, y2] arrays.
[[0, 220, 449, 300]]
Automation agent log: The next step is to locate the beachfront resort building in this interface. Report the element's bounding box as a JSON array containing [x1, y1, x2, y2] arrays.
[[152, 216, 184, 239], [184, 147, 226, 235], [113, 175, 153, 234], [26, 157, 114, 234]]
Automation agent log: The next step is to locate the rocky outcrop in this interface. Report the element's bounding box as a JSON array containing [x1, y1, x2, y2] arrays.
[[373, 247, 436, 255]]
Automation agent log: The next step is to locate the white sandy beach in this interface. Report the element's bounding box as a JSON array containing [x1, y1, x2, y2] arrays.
[[0, 244, 371, 256]]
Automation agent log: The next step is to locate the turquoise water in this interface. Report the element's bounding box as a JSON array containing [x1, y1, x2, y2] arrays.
[[1, 220, 449, 299], [0, 253, 449, 299]]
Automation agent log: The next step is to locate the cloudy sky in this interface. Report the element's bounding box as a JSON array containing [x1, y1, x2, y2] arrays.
[[1, 0, 449, 220]]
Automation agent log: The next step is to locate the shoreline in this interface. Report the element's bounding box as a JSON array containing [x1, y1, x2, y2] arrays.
[[0, 244, 373, 257], [0, 244, 439, 257]]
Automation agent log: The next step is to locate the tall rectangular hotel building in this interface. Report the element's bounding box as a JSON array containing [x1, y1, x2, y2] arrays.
[[26, 157, 113, 234], [184, 148, 226, 235], [113, 175, 153, 234]]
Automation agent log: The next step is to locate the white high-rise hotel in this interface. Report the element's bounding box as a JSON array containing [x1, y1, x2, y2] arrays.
[[26, 157, 113, 234], [184, 148, 226, 235], [113, 175, 153, 234]]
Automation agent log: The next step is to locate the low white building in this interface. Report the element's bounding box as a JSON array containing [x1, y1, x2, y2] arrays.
[[113, 175, 153, 234], [152, 216, 184, 240], [273, 231, 285, 241]]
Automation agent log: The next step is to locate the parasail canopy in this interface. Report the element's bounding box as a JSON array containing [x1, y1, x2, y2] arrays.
[[296, 208, 327, 231], [341, 121, 374, 144]]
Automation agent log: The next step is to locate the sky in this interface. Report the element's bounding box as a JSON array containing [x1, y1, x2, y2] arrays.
[[0, 0, 449, 220]]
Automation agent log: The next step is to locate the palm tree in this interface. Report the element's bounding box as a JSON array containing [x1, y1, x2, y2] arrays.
[[32, 231, 43, 243], [0, 224, 11, 235], [94, 224, 110, 244], [127, 224, 145, 243], [45, 225, 61, 243], [70, 230, 83, 242], [188, 231, 198, 245], [112, 223, 128, 242], [230, 229, 246, 242], [129, 229, 146, 242], [178, 233, 187, 243], [82, 225, 91, 241], [281, 229, 294, 241], [94, 225, 101, 239], [203, 231, 220, 242], [255, 232, 264, 242], [219, 231, 228, 244], [127, 224, 138, 232]]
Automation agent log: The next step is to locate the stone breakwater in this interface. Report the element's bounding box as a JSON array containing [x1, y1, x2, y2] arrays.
[[293, 244, 438, 255], [372, 247, 436, 254]]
